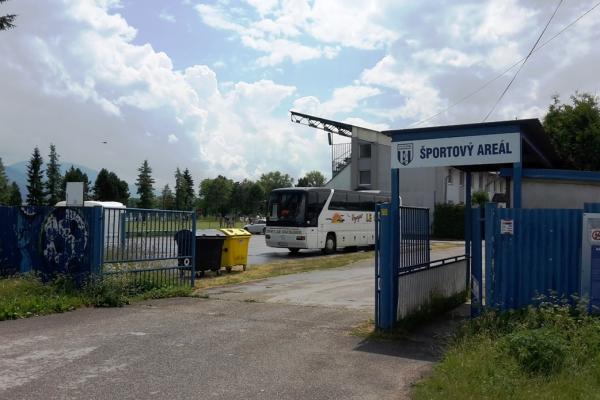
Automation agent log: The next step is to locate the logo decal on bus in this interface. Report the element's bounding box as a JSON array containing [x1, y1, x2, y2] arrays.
[[327, 213, 345, 224], [397, 143, 413, 166]]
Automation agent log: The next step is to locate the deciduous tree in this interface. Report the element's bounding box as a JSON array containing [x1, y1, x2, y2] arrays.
[[543, 93, 600, 170], [93, 168, 129, 203], [297, 170, 326, 187], [62, 165, 92, 200], [0, 0, 16, 31]]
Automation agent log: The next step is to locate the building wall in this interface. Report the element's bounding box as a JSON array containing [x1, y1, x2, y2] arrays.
[[520, 179, 600, 209], [350, 126, 391, 191], [326, 161, 352, 190]]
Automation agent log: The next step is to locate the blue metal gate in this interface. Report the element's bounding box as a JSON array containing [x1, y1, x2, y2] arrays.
[[376, 203, 467, 330], [101, 207, 196, 287]]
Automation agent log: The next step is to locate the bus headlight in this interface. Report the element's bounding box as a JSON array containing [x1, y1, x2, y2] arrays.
[[296, 236, 305, 241]]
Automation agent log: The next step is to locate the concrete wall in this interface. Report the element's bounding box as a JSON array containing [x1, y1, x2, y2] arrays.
[[326, 162, 351, 190], [520, 179, 600, 209], [350, 126, 391, 191], [397, 260, 467, 319]]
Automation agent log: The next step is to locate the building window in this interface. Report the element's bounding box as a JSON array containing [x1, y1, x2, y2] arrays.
[[447, 169, 453, 184], [359, 143, 371, 159], [478, 173, 484, 189], [459, 171, 465, 186], [359, 170, 371, 185]]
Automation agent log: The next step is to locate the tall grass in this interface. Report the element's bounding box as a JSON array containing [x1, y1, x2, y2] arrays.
[[0, 273, 193, 321], [413, 298, 600, 400]]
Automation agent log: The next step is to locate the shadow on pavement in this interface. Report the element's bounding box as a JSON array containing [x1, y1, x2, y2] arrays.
[[353, 303, 470, 362]]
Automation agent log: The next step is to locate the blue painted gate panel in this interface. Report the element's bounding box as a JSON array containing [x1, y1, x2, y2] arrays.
[[488, 207, 582, 309]]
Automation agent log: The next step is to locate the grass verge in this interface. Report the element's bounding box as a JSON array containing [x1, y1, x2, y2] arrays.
[[0, 274, 193, 321], [412, 299, 600, 400], [194, 251, 374, 291]]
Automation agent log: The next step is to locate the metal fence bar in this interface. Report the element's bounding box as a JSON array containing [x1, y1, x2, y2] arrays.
[[101, 207, 196, 287]]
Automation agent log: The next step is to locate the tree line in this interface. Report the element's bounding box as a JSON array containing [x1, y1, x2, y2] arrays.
[[0, 145, 326, 217]]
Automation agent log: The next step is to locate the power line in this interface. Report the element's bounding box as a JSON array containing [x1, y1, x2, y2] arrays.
[[409, 0, 600, 127], [482, 0, 563, 122]]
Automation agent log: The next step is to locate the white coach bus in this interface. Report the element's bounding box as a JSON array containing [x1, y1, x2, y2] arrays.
[[265, 187, 391, 254]]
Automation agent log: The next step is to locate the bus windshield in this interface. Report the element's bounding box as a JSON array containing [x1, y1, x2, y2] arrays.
[[267, 191, 306, 227]]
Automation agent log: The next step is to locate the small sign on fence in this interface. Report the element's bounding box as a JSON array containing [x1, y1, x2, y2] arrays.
[[500, 219, 514, 235]]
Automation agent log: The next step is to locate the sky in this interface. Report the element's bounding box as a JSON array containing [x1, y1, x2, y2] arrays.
[[0, 0, 599, 191]]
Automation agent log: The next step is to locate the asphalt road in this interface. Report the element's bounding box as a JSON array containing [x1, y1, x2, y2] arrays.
[[0, 296, 447, 400], [247, 234, 325, 265], [0, 243, 466, 400]]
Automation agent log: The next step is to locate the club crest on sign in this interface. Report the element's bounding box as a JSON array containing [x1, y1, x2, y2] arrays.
[[397, 143, 413, 166]]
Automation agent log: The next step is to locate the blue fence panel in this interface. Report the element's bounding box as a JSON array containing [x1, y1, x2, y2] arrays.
[[488, 206, 583, 309], [0, 206, 102, 281]]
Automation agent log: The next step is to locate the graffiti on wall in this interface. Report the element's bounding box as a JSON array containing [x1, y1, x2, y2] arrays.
[[1, 206, 94, 279]]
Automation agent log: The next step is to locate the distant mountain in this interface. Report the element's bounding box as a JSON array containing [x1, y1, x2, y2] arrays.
[[5, 161, 100, 198]]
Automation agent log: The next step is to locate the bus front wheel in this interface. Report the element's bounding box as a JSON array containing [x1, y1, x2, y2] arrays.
[[323, 234, 336, 254]]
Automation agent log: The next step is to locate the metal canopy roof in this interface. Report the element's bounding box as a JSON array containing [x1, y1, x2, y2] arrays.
[[384, 119, 563, 172], [290, 111, 353, 137]]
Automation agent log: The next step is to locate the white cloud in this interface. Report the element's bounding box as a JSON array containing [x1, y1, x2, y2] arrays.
[[159, 11, 176, 23], [412, 47, 481, 68], [293, 85, 381, 118], [343, 117, 390, 131], [194, 1, 399, 66], [0, 0, 331, 184], [360, 55, 445, 121]]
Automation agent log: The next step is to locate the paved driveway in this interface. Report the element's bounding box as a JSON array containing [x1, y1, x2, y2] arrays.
[[0, 244, 465, 400]]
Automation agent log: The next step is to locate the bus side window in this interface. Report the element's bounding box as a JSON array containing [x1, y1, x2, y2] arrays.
[[330, 191, 347, 210], [360, 194, 375, 211], [347, 193, 360, 211]]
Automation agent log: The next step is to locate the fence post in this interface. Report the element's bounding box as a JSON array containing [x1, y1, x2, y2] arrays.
[[470, 208, 482, 317], [377, 203, 395, 330], [89, 206, 104, 276], [191, 212, 196, 288]]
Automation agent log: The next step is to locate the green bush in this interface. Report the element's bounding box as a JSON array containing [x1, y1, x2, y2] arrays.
[[83, 277, 129, 307], [433, 203, 465, 239], [414, 299, 600, 399], [503, 328, 567, 375]]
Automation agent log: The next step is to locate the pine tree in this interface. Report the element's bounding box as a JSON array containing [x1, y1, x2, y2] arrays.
[[45, 144, 62, 205], [159, 184, 175, 210], [135, 160, 155, 209], [182, 168, 195, 211], [174, 168, 184, 210], [26, 147, 45, 205], [0, 157, 9, 204], [8, 181, 21, 205]]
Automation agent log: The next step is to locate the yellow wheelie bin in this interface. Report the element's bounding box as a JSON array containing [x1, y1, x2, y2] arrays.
[[220, 228, 251, 272]]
